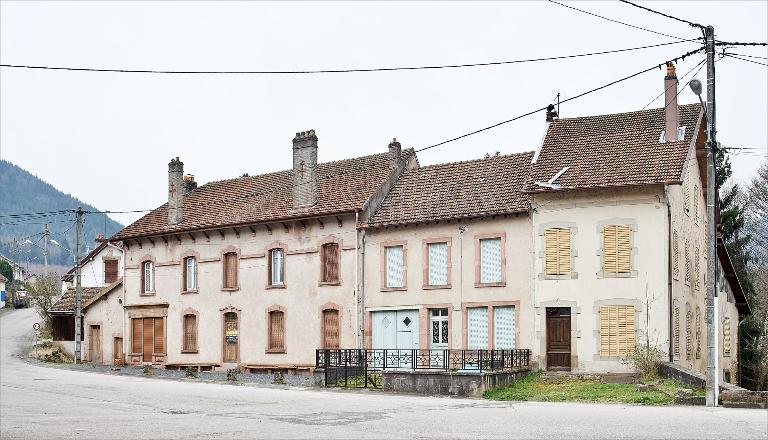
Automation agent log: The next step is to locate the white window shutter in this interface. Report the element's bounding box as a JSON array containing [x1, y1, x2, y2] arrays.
[[428, 242, 448, 286], [494, 306, 515, 349], [480, 238, 502, 283], [468, 307, 488, 349], [386, 246, 404, 288]]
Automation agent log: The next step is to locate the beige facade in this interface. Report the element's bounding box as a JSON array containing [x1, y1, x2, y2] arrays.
[[531, 185, 672, 372], [82, 282, 124, 365], [364, 216, 533, 353], [121, 214, 358, 369]]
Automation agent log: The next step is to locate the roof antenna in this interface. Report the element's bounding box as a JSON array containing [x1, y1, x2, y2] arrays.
[[556, 91, 560, 116]]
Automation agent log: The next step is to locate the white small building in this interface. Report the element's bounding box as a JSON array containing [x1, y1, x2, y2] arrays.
[[0, 273, 7, 308]]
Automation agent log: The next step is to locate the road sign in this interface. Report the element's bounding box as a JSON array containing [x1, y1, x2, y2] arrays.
[[32, 322, 41, 331]]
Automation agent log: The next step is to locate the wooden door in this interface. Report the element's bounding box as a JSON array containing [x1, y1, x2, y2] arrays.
[[89, 325, 102, 364], [142, 319, 154, 362], [223, 312, 238, 363], [546, 307, 571, 371], [113, 337, 123, 366]]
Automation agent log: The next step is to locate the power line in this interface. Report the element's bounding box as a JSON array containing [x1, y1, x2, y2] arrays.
[[724, 54, 768, 67], [726, 52, 768, 60], [618, 0, 704, 29], [715, 41, 768, 47], [547, 0, 699, 42], [417, 47, 704, 153], [0, 41, 693, 75]]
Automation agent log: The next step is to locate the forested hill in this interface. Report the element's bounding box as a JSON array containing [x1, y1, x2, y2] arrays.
[[0, 160, 123, 269]]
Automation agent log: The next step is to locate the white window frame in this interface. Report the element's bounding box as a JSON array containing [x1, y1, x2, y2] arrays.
[[185, 257, 196, 291], [143, 261, 153, 293], [385, 245, 405, 289], [427, 242, 449, 286], [479, 237, 502, 284], [270, 249, 285, 286]]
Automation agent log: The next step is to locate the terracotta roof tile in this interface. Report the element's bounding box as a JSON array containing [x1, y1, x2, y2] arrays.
[[367, 151, 534, 227], [525, 104, 704, 192], [113, 150, 412, 240], [50, 287, 103, 313]]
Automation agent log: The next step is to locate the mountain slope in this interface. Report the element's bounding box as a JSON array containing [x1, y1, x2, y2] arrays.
[[0, 160, 123, 270]]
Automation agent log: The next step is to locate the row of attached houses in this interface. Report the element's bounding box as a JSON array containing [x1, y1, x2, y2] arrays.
[[51, 65, 750, 384]]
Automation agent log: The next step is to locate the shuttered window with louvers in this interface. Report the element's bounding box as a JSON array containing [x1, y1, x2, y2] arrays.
[[223, 252, 238, 289], [602, 225, 632, 274], [599, 305, 636, 357], [686, 307, 692, 359], [694, 244, 700, 291], [153, 317, 165, 354], [673, 230, 680, 280], [427, 242, 448, 286], [479, 238, 502, 283], [673, 300, 681, 359], [385, 246, 404, 288], [695, 307, 701, 359], [685, 238, 691, 286], [183, 314, 197, 351], [723, 317, 731, 357], [268, 311, 285, 351], [322, 309, 340, 349], [104, 259, 118, 284], [321, 244, 339, 284], [544, 228, 571, 276], [131, 318, 142, 354]]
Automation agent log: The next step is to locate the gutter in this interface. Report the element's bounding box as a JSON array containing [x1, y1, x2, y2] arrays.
[[664, 184, 674, 363]]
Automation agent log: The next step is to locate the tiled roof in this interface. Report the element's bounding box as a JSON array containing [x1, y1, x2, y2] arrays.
[[113, 151, 412, 240], [0, 273, 7, 283], [49, 287, 104, 313], [524, 104, 704, 192], [366, 152, 534, 227]]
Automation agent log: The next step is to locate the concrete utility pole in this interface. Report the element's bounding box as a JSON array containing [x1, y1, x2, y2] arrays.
[[43, 224, 49, 276], [74, 207, 83, 363], [704, 25, 719, 408]]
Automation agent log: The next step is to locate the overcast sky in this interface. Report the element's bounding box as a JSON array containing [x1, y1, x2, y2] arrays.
[[1, 1, 766, 226]]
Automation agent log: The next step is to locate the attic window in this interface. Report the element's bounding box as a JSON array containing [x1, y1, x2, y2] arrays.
[[659, 127, 687, 143]]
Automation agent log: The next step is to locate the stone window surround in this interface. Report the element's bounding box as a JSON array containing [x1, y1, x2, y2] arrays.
[[417, 303, 453, 350], [319, 301, 342, 349], [138, 255, 157, 296], [474, 232, 507, 288], [422, 237, 453, 290], [181, 307, 199, 353], [180, 250, 200, 294], [595, 218, 639, 279], [265, 241, 288, 290], [265, 304, 287, 354], [126, 306, 168, 365], [537, 222, 578, 280], [380, 240, 408, 292], [534, 300, 580, 370], [220, 246, 241, 292], [591, 298, 642, 361], [318, 236, 343, 287], [220, 306, 241, 362], [461, 301, 520, 349]]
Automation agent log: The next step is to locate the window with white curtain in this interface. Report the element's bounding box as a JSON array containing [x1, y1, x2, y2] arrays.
[[427, 242, 448, 286], [480, 238, 502, 283], [270, 249, 285, 286], [385, 245, 404, 288]]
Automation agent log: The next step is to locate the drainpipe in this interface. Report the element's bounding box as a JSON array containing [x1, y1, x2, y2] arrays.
[[664, 185, 674, 363], [356, 210, 366, 350]]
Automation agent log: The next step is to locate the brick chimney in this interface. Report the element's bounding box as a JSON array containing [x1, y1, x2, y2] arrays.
[[292, 130, 318, 208], [664, 61, 680, 142], [182, 174, 197, 194], [168, 157, 184, 225], [388, 138, 401, 167]]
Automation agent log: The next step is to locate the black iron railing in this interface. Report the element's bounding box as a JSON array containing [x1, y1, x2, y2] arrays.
[[316, 349, 531, 388]]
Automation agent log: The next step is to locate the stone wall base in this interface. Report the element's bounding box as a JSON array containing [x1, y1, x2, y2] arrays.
[[382, 369, 529, 397], [720, 391, 768, 409]]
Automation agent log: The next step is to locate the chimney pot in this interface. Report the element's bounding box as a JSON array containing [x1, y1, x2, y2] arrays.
[[292, 129, 319, 207], [388, 138, 402, 167], [664, 61, 680, 142]]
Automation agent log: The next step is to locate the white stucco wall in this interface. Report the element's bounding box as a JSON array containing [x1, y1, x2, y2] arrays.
[[83, 285, 124, 365]]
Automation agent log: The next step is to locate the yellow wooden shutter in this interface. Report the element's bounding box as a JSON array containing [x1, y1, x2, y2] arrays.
[[603, 225, 631, 274], [544, 228, 571, 276], [599, 305, 636, 357]]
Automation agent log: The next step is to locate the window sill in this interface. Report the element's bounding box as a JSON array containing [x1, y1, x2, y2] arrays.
[[318, 281, 341, 287], [423, 284, 452, 290], [596, 271, 637, 279], [381, 286, 407, 292], [265, 348, 286, 354], [181, 349, 199, 354], [139, 292, 156, 296], [266, 284, 286, 290], [474, 282, 506, 288], [222, 287, 240, 292], [181, 289, 199, 295]]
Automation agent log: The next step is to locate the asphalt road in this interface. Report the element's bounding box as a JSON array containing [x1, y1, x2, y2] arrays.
[[1, 308, 766, 440]]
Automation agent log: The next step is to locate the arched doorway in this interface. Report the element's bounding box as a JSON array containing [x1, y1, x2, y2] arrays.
[[223, 312, 239, 363]]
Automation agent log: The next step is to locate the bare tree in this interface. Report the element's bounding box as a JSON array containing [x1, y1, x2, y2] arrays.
[[25, 273, 61, 333]]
